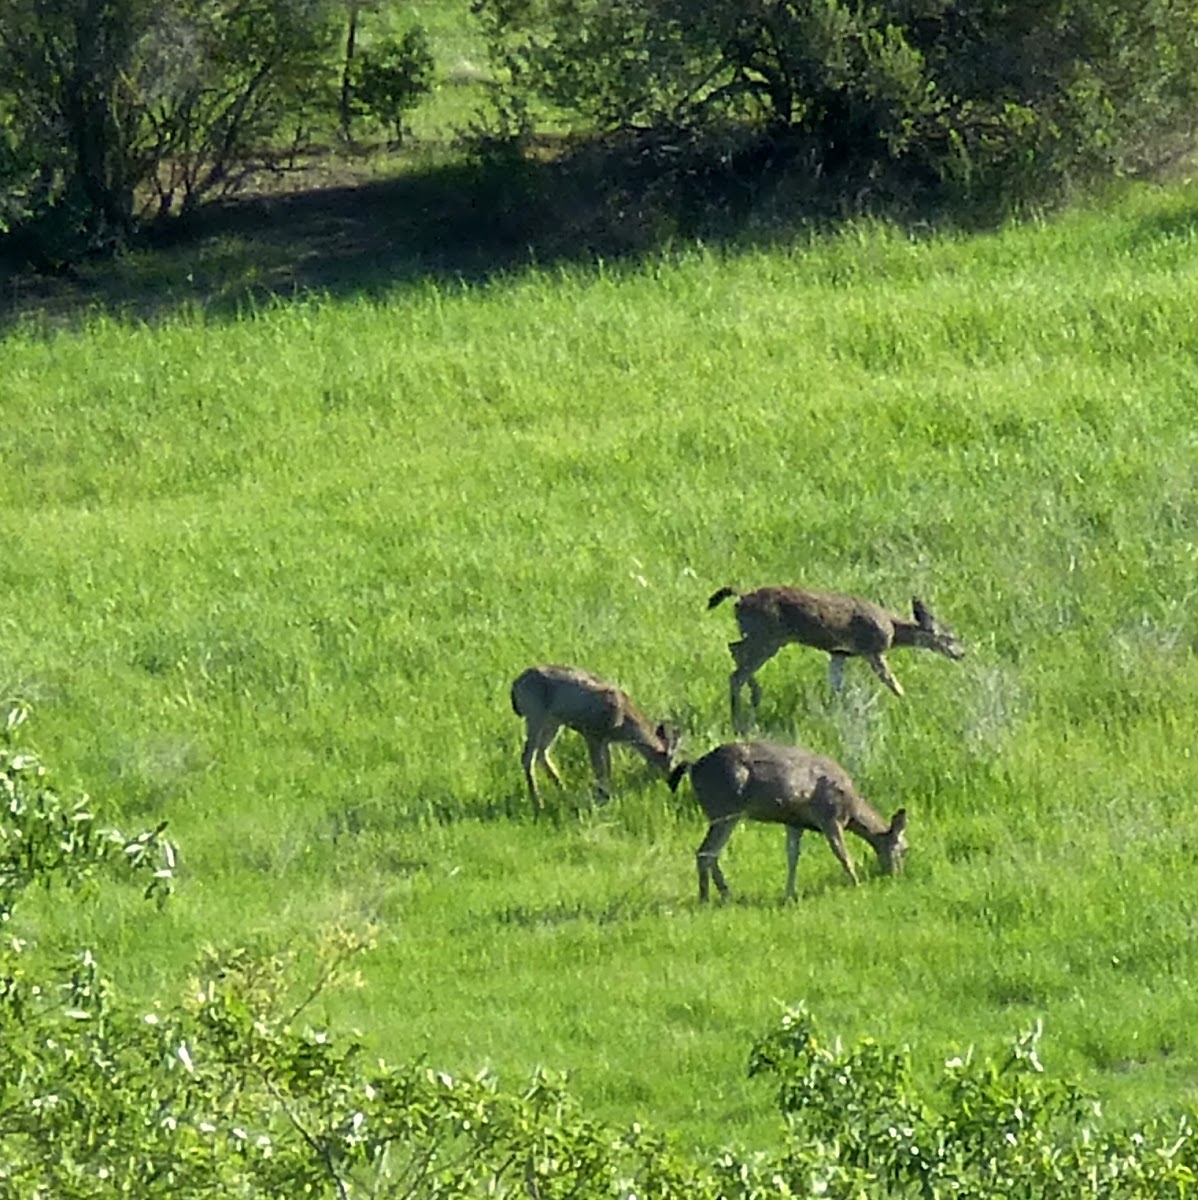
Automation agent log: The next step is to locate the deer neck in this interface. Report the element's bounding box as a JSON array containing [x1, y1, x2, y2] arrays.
[[889, 618, 926, 649], [847, 802, 891, 847], [631, 738, 671, 772], [614, 713, 669, 767]]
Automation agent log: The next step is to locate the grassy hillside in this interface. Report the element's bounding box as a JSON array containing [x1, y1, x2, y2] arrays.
[[2, 181, 1197, 1152]]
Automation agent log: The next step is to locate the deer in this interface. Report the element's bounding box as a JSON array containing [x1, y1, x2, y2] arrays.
[[510, 664, 678, 816], [707, 585, 965, 732], [667, 740, 908, 902]]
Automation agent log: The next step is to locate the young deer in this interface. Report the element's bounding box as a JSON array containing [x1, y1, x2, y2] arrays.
[[708, 585, 964, 731], [510, 664, 678, 816], [667, 741, 908, 902]]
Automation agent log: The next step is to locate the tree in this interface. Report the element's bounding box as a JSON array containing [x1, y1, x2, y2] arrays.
[[139, 0, 340, 217], [0, 0, 167, 261], [331, 2, 435, 147]]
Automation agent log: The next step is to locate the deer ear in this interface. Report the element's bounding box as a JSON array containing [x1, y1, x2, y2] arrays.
[[890, 808, 908, 836], [912, 598, 932, 629]]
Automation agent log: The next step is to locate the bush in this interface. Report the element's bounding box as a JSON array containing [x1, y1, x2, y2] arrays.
[[749, 1003, 1198, 1198], [347, 27, 436, 146], [0, 702, 174, 918], [471, 0, 1198, 211], [0, 0, 342, 267]]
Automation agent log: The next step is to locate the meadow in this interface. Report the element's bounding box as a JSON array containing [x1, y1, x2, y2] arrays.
[[2, 180, 1198, 1155]]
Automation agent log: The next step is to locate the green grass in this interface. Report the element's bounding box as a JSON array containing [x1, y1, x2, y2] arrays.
[[3, 181, 1198, 1153]]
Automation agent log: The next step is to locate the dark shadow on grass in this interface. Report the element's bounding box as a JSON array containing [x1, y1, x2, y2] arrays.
[[0, 131, 972, 333]]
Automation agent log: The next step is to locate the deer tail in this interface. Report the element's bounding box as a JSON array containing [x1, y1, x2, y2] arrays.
[[706, 586, 739, 610], [667, 761, 692, 793]]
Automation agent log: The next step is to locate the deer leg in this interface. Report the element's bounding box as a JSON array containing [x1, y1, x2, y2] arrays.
[[523, 722, 563, 815], [584, 736, 613, 803], [696, 817, 738, 902], [525, 724, 544, 811], [866, 652, 905, 697], [521, 736, 542, 814], [729, 638, 779, 734], [728, 652, 747, 734], [822, 824, 860, 886], [827, 653, 848, 694], [537, 730, 565, 789], [784, 826, 804, 901]]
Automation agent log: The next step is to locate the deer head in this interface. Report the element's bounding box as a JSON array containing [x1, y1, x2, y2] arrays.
[[911, 598, 965, 661]]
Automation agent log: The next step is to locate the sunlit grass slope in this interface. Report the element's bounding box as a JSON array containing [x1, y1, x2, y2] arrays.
[[2, 183, 1198, 1151]]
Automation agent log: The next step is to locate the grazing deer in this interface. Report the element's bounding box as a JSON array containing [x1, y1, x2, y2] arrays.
[[667, 741, 907, 902], [708, 585, 964, 731], [510, 664, 678, 816]]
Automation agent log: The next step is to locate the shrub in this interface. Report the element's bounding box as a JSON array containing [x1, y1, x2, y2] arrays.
[[347, 27, 436, 146], [471, 0, 1198, 211], [749, 1002, 1198, 1198], [0, 0, 340, 266], [0, 702, 174, 920]]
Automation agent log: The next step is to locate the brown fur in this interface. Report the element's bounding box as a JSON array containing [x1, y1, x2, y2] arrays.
[[669, 740, 908, 901], [510, 664, 678, 816], [708, 585, 964, 730]]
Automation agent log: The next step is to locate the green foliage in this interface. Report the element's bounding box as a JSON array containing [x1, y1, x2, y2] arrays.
[[348, 27, 436, 145], [0, 704, 174, 921], [472, 0, 1198, 207], [4, 930, 1195, 1195], [0, 921, 762, 1197], [0, 0, 356, 263], [750, 1004, 1198, 1197], [144, 0, 342, 216]]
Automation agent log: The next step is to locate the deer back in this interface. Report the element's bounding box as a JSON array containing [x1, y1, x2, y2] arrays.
[[517, 665, 619, 729], [685, 742, 846, 823], [514, 665, 670, 754], [736, 588, 897, 656]]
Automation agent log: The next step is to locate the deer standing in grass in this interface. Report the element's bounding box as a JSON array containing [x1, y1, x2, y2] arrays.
[[510, 664, 678, 816], [708, 585, 965, 731], [667, 741, 908, 902]]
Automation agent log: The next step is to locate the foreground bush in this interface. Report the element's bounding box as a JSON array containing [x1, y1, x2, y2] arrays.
[[0, 703, 174, 920], [750, 1004, 1198, 1198], [5, 961, 1195, 1197]]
